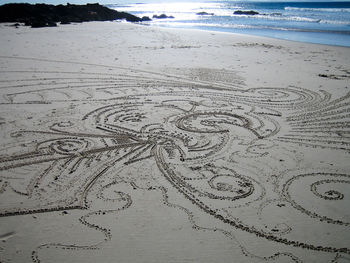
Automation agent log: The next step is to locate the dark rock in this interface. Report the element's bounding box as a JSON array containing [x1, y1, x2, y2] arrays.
[[141, 16, 152, 21], [0, 3, 146, 27], [47, 21, 57, 27], [152, 14, 174, 19], [60, 19, 71, 25], [31, 21, 49, 28], [234, 10, 259, 15], [196, 12, 214, 16]]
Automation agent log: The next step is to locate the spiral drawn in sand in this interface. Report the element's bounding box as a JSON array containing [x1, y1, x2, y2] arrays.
[[0, 58, 349, 262], [282, 173, 350, 226]]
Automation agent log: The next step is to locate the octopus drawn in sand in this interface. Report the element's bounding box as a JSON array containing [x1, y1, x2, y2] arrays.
[[0, 58, 349, 262]]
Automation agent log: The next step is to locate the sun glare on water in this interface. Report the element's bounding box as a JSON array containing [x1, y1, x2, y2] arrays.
[[116, 1, 231, 20]]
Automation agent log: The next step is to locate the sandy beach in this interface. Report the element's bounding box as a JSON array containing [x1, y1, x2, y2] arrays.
[[0, 21, 349, 262]]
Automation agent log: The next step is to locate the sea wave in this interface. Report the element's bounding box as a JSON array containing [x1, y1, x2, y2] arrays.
[[228, 14, 350, 26], [319, 19, 350, 25], [150, 21, 350, 35], [232, 14, 321, 23], [285, 7, 350, 12]]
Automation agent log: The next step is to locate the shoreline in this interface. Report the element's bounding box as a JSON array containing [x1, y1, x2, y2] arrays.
[[0, 21, 349, 262], [3, 19, 350, 48], [1, 0, 349, 46], [139, 21, 350, 48], [109, 0, 350, 48], [145, 22, 350, 48]]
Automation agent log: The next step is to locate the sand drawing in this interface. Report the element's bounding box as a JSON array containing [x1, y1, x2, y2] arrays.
[[0, 56, 349, 262]]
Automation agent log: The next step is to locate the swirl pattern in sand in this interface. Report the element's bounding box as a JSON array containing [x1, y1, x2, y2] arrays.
[[0, 57, 349, 262]]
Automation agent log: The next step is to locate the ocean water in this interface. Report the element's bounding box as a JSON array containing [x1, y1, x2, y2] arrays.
[[107, 1, 350, 47]]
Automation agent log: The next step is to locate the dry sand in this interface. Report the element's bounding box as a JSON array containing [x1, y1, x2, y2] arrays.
[[0, 21, 349, 262]]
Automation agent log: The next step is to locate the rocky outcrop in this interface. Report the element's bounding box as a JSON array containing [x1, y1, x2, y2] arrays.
[[233, 10, 259, 15], [196, 12, 214, 16], [141, 16, 152, 22], [0, 3, 150, 27], [152, 14, 174, 19]]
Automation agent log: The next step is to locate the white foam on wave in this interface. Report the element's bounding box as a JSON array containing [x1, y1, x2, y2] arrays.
[[285, 7, 350, 13], [149, 20, 300, 31], [149, 21, 350, 36], [231, 14, 321, 23], [319, 19, 350, 25]]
